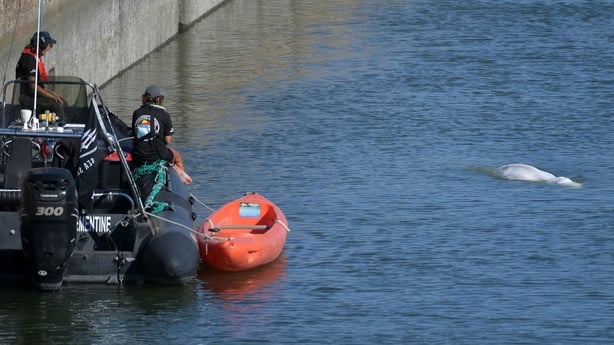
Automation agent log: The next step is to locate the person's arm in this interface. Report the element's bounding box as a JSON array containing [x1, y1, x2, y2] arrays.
[[163, 112, 174, 144]]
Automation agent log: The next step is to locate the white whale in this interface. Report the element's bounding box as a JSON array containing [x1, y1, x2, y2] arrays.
[[495, 163, 582, 188]]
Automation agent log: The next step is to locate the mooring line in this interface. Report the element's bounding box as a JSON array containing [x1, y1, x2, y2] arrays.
[[189, 193, 217, 213]]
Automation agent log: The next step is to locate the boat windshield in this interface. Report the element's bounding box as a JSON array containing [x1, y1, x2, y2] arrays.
[[1, 76, 90, 128]]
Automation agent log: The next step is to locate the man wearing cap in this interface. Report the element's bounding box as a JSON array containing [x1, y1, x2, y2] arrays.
[[15, 31, 65, 116], [132, 85, 192, 184]]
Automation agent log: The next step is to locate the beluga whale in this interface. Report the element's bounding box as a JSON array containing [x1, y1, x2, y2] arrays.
[[495, 163, 582, 188]]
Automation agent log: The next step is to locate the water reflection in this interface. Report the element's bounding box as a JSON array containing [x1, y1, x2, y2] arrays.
[[0, 282, 199, 344], [200, 253, 287, 300], [199, 254, 287, 338], [101, 0, 370, 137]]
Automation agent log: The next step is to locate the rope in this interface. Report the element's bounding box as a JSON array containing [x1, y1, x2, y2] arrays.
[[189, 193, 217, 213], [201, 218, 231, 241], [133, 160, 171, 214], [143, 211, 206, 237], [133, 159, 165, 179], [144, 210, 225, 254], [275, 219, 292, 232]]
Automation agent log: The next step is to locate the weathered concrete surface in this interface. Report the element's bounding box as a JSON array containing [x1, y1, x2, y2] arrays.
[[179, 0, 229, 32], [0, 0, 227, 87]]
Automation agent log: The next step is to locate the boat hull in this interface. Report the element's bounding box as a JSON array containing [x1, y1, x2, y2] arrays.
[[0, 167, 199, 287], [198, 193, 288, 272]]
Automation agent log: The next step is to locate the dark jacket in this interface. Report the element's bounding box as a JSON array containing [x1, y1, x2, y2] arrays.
[[131, 104, 174, 165]]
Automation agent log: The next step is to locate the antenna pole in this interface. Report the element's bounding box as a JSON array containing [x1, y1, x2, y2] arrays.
[[33, 0, 43, 116]]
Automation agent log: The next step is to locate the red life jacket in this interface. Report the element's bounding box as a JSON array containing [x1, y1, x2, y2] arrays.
[[22, 47, 49, 82]]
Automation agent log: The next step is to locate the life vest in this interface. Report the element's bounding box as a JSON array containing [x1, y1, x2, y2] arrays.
[[22, 47, 49, 82]]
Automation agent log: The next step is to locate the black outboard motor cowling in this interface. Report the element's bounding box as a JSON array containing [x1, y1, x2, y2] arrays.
[[20, 168, 78, 291]]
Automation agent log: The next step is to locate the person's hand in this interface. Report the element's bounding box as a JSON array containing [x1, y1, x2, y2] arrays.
[[52, 92, 65, 105]]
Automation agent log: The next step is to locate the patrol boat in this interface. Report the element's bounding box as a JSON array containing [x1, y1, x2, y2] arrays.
[[0, 77, 199, 290]]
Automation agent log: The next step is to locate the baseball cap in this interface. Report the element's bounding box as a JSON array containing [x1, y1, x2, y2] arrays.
[[31, 31, 57, 45], [145, 85, 166, 98]]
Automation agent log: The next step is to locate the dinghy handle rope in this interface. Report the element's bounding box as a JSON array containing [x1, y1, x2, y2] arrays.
[[144, 212, 229, 263], [141, 211, 237, 243], [275, 219, 291, 232], [201, 219, 239, 256], [189, 193, 216, 213], [203, 218, 236, 241], [206, 217, 215, 230], [144, 211, 212, 239]]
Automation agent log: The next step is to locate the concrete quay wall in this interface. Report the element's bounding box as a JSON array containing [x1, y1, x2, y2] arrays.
[[0, 0, 228, 87]]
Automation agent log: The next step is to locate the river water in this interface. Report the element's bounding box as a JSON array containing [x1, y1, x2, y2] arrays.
[[2, 0, 614, 344]]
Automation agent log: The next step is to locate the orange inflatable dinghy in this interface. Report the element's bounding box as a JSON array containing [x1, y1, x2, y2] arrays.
[[198, 193, 289, 271]]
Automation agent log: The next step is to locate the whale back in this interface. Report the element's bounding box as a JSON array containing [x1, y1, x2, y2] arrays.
[[495, 163, 582, 188], [497, 163, 556, 182], [550, 176, 582, 188]]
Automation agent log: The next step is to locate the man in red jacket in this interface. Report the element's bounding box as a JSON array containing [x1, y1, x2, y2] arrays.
[[15, 31, 65, 116]]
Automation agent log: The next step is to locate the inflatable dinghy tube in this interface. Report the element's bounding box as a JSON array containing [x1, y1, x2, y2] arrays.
[[142, 230, 199, 285], [20, 168, 78, 291]]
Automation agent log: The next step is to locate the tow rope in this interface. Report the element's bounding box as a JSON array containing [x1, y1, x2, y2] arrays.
[[133, 160, 171, 214]]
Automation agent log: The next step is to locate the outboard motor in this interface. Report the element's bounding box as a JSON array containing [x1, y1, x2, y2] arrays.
[[20, 168, 78, 291]]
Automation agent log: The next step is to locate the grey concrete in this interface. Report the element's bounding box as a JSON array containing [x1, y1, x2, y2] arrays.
[[0, 0, 227, 88]]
